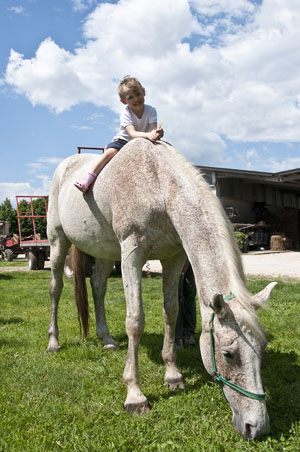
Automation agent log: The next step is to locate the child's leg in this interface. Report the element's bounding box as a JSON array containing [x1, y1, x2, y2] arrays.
[[74, 147, 119, 193], [91, 147, 119, 175]]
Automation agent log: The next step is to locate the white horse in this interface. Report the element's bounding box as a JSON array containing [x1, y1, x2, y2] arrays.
[[47, 139, 276, 440]]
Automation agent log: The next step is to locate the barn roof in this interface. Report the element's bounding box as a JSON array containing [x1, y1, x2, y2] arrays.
[[196, 166, 300, 191]]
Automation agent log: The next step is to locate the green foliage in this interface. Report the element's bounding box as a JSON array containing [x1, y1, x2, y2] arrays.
[[234, 230, 248, 250], [0, 198, 18, 234], [0, 270, 299, 451], [0, 197, 48, 239]]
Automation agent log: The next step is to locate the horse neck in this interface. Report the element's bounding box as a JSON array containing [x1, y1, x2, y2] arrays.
[[166, 179, 244, 306]]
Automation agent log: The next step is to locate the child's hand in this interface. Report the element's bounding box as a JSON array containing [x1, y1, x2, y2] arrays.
[[148, 130, 160, 142], [147, 128, 164, 143], [156, 127, 164, 139]]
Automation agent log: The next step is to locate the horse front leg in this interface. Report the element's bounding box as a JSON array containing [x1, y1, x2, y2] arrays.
[[90, 259, 118, 349], [47, 240, 70, 352], [121, 239, 148, 414], [161, 252, 186, 389]]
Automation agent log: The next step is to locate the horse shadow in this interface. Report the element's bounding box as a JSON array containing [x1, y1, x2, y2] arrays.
[[111, 330, 209, 387], [108, 271, 162, 280], [262, 346, 300, 439], [107, 330, 300, 437], [0, 273, 14, 280], [0, 317, 24, 326], [0, 317, 25, 347]]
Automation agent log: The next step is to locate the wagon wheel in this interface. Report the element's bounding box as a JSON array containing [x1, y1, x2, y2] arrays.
[[4, 249, 14, 262], [28, 251, 39, 270], [38, 251, 45, 270]]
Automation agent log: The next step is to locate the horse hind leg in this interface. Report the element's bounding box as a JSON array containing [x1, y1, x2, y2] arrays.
[[90, 259, 118, 349], [47, 237, 71, 352], [161, 252, 186, 389]]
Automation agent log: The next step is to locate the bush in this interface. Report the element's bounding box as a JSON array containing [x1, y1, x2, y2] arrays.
[[234, 231, 248, 251]]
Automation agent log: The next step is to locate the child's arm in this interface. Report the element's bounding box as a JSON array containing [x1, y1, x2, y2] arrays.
[[125, 124, 157, 142], [126, 123, 164, 142]]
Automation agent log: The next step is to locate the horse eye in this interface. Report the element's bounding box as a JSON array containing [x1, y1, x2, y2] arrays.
[[222, 350, 234, 359]]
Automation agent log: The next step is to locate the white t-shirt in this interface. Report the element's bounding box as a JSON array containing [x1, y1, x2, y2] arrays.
[[113, 104, 157, 142]]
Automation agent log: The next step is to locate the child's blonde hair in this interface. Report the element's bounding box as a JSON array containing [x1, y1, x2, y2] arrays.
[[118, 76, 145, 100]]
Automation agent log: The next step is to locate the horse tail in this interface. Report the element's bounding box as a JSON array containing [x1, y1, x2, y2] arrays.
[[70, 245, 89, 337]]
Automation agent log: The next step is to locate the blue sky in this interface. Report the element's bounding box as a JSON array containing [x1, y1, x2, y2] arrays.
[[1, 0, 300, 204]]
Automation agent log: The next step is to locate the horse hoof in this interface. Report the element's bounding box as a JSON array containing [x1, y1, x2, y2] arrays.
[[124, 401, 150, 415], [103, 343, 118, 350], [46, 345, 61, 352], [165, 378, 185, 390]]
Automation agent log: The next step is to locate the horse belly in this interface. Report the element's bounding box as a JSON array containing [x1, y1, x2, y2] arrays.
[[58, 192, 120, 260]]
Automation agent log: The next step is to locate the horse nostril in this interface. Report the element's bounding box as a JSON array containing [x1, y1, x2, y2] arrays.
[[243, 422, 255, 440]]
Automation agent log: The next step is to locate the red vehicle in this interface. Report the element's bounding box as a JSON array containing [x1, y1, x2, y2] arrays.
[[0, 220, 21, 261], [16, 195, 50, 270]]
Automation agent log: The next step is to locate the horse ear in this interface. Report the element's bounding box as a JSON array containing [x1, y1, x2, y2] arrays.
[[251, 282, 277, 310], [212, 294, 226, 318]]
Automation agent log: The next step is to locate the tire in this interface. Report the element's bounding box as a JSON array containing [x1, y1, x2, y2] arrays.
[[4, 249, 14, 262], [28, 251, 39, 270], [38, 251, 45, 270], [114, 261, 122, 275]]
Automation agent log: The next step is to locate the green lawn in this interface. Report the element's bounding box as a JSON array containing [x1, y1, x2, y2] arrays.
[[0, 258, 27, 268], [0, 268, 299, 452]]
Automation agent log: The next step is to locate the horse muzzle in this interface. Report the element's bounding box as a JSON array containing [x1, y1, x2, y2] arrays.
[[233, 410, 270, 440]]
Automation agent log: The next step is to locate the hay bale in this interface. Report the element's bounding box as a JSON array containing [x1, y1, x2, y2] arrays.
[[270, 235, 284, 251]]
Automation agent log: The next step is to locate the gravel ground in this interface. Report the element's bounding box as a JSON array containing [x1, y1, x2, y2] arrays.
[[143, 251, 300, 280], [1, 251, 299, 280], [241, 251, 300, 280]]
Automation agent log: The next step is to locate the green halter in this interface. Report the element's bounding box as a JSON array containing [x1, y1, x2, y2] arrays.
[[209, 295, 266, 401]]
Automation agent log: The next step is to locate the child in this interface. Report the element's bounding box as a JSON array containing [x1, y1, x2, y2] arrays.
[[74, 76, 164, 192]]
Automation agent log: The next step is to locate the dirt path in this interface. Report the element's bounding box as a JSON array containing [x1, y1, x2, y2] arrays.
[[144, 251, 300, 280], [1, 251, 299, 280], [241, 251, 300, 280]]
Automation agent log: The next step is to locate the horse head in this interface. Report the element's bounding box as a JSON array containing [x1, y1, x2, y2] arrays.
[[200, 282, 276, 440]]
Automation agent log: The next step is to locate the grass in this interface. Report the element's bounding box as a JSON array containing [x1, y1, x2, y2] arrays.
[[0, 257, 27, 267], [0, 267, 299, 451]]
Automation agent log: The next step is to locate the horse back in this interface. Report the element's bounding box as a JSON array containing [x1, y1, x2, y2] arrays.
[[48, 142, 181, 259]]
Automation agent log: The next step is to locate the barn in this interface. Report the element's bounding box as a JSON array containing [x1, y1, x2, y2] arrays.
[[198, 166, 300, 250]]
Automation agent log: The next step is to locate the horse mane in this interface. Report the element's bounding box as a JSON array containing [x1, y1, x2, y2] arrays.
[[158, 142, 265, 339]]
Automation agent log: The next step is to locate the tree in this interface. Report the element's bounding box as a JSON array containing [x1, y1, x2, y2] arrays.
[[17, 197, 48, 239], [0, 197, 48, 239], [0, 198, 18, 234]]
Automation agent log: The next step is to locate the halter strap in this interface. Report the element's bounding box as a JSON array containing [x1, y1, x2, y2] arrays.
[[209, 295, 266, 401]]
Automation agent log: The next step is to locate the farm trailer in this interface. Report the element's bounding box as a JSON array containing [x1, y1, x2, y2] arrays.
[[16, 195, 50, 270]]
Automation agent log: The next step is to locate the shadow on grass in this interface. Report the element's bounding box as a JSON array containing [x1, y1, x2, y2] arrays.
[[49, 327, 300, 439], [0, 338, 26, 347], [263, 348, 300, 439], [0, 273, 14, 280], [108, 271, 161, 280], [0, 317, 24, 326]]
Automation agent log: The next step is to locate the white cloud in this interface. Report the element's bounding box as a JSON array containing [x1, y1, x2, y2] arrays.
[[190, 0, 255, 16], [236, 145, 300, 173], [0, 182, 34, 205], [267, 157, 300, 172], [71, 125, 92, 130], [70, 0, 95, 12], [38, 157, 64, 166], [8, 6, 27, 15], [26, 157, 64, 172], [0, 174, 53, 205], [246, 148, 259, 160], [4, 0, 300, 166]]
